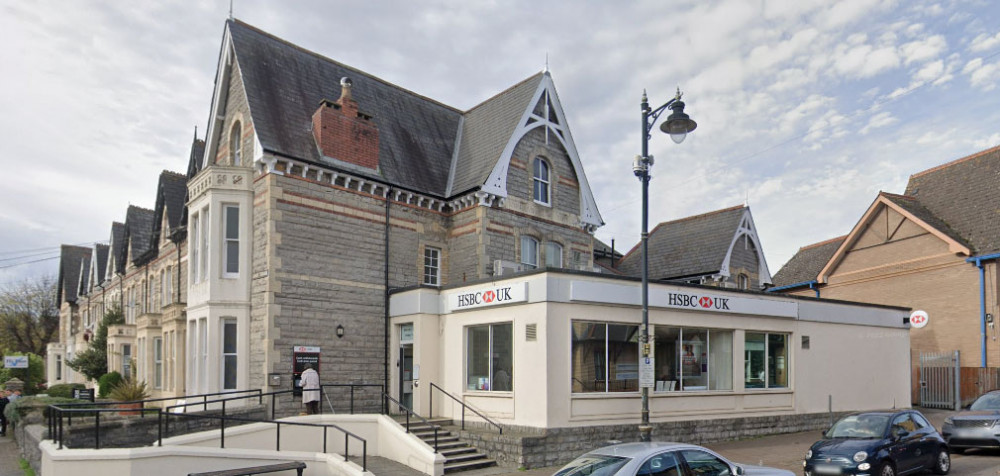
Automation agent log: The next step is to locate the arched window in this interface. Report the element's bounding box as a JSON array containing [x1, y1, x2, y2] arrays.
[[520, 236, 539, 269], [545, 241, 563, 268], [229, 121, 242, 166], [738, 273, 749, 290], [532, 157, 550, 205]]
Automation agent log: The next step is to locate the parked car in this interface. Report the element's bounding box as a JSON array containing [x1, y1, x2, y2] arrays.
[[803, 410, 949, 476], [941, 389, 1000, 453], [553, 442, 794, 476]]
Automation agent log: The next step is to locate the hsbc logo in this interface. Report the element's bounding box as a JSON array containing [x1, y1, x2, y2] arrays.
[[457, 287, 513, 308], [669, 292, 730, 311]]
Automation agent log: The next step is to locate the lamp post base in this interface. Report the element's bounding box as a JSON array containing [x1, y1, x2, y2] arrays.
[[638, 424, 653, 442]]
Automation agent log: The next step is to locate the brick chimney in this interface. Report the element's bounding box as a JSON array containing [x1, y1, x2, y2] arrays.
[[312, 77, 379, 170]]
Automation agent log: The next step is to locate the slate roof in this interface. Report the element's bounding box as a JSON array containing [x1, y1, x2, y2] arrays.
[[618, 205, 746, 280], [227, 20, 549, 199], [93, 243, 109, 287], [187, 137, 206, 178], [57, 245, 91, 305], [109, 222, 125, 275], [152, 170, 188, 244], [904, 145, 1000, 255], [593, 237, 623, 259], [450, 74, 543, 195], [771, 236, 845, 288], [121, 206, 156, 267], [229, 20, 462, 196]]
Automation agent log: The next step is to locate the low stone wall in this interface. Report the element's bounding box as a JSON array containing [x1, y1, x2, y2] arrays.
[[54, 404, 268, 449], [458, 411, 851, 469]]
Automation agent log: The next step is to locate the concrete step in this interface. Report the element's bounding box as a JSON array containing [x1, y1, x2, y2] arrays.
[[440, 446, 478, 457], [444, 457, 497, 473]]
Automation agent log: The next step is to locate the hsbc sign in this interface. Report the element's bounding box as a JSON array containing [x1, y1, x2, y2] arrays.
[[569, 281, 798, 318], [446, 282, 528, 312]]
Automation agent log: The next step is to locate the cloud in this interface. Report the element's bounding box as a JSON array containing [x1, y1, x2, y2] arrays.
[[969, 31, 1000, 52], [900, 34, 947, 64], [963, 57, 1000, 90], [834, 43, 902, 79], [860, 111, 899, 134]]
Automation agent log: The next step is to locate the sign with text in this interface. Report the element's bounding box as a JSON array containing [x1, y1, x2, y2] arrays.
[[3, 355, 28, 368], [72, 388, 95, 402], [445, 282, 528, 312], [570, 281, 798, 318], [639, 357, 655, 389]]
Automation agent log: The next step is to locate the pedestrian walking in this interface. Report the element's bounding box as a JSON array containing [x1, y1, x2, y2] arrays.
[[300, 364, 320, 415], [0, 390, 10, 436]]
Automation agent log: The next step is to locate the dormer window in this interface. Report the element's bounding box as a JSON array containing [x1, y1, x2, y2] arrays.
[[532, 157, 550, 205], [229, 121, 242, 166]]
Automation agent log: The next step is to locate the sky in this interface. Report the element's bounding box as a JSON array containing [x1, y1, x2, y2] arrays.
[[1, 0, 999, 286]]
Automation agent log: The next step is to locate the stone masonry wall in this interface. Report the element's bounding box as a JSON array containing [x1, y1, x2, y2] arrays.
[[458, 411, 851, 469], [728, 235, 761, 290]]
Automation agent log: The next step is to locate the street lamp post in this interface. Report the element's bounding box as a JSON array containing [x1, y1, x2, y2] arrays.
[[634, 88, 697, 442]]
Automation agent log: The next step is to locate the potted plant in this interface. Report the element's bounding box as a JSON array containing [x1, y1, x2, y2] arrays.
[[109, 378, 150, 415]]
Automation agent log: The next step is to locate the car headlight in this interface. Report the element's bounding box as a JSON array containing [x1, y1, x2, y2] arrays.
[[944, 417, 953, 425], [858, 463, 871, 471], [805, 449, 812, 459], [853, 451, 868, 463]]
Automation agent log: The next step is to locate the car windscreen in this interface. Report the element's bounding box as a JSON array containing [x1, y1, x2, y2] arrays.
[[825, 415, 890, 439], [553, 455, 631, 476], [970, 392, 1000, 411]]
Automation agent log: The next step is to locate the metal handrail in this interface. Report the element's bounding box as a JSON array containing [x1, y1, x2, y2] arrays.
[[383, 392, 439, 452], [428, 382, 503, 434], [320, 384, 385, 414], [53, 388, 263, 409], [47, 404, 367, 471]]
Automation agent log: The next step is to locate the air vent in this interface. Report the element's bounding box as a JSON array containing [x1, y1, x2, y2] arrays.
[[801, 335, 810, 350], [526, 323, 537, 341]]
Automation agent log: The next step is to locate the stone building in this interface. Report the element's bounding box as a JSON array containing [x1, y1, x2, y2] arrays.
[[770, 145, 1000, 395], [50, 19, 604, 406], [614, 205, 772, 290]]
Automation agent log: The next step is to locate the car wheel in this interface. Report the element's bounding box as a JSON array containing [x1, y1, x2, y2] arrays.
[[877, 462, 895, 476], [933, 448, 950, 475]]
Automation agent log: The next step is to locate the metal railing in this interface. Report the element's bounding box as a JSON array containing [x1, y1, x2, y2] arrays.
[[50, 388, 263, 428], [320, 384, 386, 414], [429, 382, 503, 434], [383, 392, 439, 452]]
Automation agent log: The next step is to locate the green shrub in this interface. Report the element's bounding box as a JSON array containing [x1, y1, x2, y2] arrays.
[[109, 378, 149, 402], [98, 372, 123, 398], [3, 396, 81, 424], [45, 383, 86, 399]]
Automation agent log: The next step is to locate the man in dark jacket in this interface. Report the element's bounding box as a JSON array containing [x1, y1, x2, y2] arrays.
[[0, 390, 9, 436]]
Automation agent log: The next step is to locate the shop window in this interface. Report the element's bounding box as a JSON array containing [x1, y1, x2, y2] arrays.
[[532, 157, 550, 205], [745, 332, 788, 389], [222, 319, 238, 390], [653, 327, 732, 391], [571, 321, 640, 393], [423, 247, 441, 286], [466, 323, 513, 391], [223, 205, 240, 277], [520, 236, 539, 269], [545, 242, 563, 268]]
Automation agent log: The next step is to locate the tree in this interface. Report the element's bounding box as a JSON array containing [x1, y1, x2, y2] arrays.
[[0, 275, 59, 356], [0, 353, 45, 394], [67, 306, 123, 382]]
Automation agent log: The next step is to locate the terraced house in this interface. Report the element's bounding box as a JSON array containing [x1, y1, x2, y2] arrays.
[[50, 19, 604, 405]]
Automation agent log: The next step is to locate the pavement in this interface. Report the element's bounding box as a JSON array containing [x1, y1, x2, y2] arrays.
[[0, 434, 23, 476]]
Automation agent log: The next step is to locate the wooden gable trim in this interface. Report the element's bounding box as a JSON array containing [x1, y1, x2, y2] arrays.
[[817, 193, 971, 283]]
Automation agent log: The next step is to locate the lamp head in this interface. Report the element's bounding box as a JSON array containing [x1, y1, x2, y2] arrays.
[[660, 99, 697, 144]]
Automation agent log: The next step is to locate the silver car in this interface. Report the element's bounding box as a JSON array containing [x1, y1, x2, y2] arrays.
[[553, 442, 794, 476], [941, 389, 1000, 452]]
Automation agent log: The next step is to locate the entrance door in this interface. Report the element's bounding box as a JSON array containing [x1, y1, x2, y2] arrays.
[[399, 324, 414, 411]]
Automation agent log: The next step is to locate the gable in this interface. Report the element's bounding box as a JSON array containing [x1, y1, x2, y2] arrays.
[[819, 194, 971, 282]]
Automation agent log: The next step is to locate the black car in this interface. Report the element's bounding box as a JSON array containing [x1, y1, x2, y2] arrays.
[[803, 410, 949, 476]]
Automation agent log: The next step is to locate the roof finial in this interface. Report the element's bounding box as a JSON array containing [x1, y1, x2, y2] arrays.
[[193, 125, 198, 141], [744, 190, 750, 207], [229, 0, 234, 20], [544, 53, 549, 73]]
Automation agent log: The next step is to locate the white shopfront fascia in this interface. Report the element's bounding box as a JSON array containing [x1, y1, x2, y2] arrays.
[[389, 271, 911, 430]]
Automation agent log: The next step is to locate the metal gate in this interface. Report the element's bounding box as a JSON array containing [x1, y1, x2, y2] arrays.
[[919, 350, 960, 410]]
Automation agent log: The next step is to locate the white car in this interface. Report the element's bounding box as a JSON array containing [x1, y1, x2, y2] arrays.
[[554, 442, 794, 476]]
